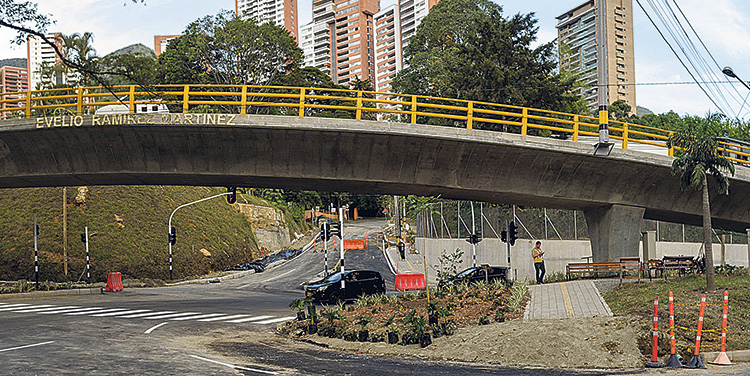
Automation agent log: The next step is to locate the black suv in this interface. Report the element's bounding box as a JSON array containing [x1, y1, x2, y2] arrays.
[[306, 270, 386, 304], [438, 265, 509, 288]]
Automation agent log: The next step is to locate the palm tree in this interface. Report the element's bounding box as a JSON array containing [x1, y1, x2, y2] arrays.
[[667, 113, 735, 291]]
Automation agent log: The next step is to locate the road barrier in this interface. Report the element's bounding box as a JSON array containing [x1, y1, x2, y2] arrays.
[[646, 290, 731, 369], [343, 239, 365, 250], [394, 273, 426, 291], [645, 295, 664, 368], [104, 272, 123, 292]]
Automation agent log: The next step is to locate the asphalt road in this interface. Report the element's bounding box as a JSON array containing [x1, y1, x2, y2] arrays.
[[2, 218, 749, 375]]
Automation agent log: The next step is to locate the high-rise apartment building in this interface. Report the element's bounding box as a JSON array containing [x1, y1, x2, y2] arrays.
[[27, 32, 62, 90], [154, 35, 181, 57], [0, 66, 29, 117], [556, 0, 636, 113], [236, 0, 299, 41], [302, 0, 379, 85]]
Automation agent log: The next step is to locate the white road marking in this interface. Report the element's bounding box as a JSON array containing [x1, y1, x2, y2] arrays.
[[236, 283, 252, 289], [169, 313, 226, 321], [254, 317, 296, 325], [257, 269, 296, 283], [0, 304, 52, 312], [0, 341, 55, 353], [143, 312, 201, 320], [189, 354, 278, 375], [225, 315, 274, 323], [64, 308, 128, 316], [144, 322, 169, 334], [0, 304, 31, 310], [117, 311, 176, 319], [198, 314, 249, 322], [38, 307, 104, 315], [117, 311, 174, 319], [13, 306, 79, 313], [91, 309, 151, 317]]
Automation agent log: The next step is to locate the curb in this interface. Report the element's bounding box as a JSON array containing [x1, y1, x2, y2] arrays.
[[0, 287, 102, 301], [701, 350, 750, 363]]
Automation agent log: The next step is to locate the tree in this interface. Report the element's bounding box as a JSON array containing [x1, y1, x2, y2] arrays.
[[609, 100, 633, 121], [667, 113, 735, 291], [392, 0, 581, 119], [158, 11, 302, 87]]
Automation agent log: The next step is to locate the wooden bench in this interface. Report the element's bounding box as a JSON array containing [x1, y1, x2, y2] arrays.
[[662, 255, 695, 278], [619, 257, 641, 284], [566, 262, 622, 280]]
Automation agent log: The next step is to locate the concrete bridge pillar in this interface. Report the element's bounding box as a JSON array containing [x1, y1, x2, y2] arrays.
[[584, 204, 645, 262]]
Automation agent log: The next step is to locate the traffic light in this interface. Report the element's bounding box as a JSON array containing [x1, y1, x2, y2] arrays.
[[35, 225, 40, 236], [501, 230, 507, 243], [465, 233, 482, 244], [80, 233, 86, 244], [226, 187, 237, 204], [509, 221, 518, 246], [329, 222, 341, 238], [398, 241, 405, 260], [168, 226, 176, 246]]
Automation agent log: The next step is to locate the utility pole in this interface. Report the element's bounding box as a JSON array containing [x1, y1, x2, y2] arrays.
[[63, 187, 68, 276], [394, 196, 401, 242], [594, 0, 614, 156], [471, 202, 476, 268], [33, 214, 39, 290], [84, 226, 90, 283]]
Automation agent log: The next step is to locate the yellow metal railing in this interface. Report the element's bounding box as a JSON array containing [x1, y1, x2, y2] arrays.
[[3, 83, 735, 163]]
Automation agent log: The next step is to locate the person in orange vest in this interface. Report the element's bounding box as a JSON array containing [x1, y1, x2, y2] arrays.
[[532, 241, 546, 284]]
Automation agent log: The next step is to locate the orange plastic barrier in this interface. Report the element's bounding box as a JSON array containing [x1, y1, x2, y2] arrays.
[[105, 272, 124, 292], [343, 239, 366, 250], [394, 273, 426, 291]]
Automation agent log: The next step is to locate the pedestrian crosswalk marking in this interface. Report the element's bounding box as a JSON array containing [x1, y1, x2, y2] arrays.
[[0, 303, 295, 325], [226, 315, 274, 323]]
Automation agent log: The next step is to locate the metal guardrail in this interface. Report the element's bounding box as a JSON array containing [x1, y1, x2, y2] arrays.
[[2, 84, 750, 165]]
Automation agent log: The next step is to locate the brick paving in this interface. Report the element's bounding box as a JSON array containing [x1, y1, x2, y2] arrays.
[[524, 280, 612, 320]]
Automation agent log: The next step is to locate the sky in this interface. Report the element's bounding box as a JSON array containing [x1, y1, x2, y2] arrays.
[[2, 0, 750, 118]]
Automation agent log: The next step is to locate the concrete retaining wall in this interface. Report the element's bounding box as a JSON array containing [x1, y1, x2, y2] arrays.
[[416, 238, 750, 282]]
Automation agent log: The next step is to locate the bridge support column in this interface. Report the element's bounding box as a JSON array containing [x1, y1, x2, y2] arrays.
[[584, 204, 645, 262]]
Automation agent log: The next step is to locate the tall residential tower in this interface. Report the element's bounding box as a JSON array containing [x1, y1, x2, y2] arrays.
[[556, 0, 636, 113], [236, 0, 299, 40]]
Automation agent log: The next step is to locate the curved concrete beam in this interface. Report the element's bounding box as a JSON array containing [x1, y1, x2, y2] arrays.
[[1, 114, 749, 231]]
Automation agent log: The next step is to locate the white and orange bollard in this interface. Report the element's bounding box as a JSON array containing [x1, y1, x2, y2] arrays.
[[645, 294, 665, 368], [665, 291, 683, 367], [686, 294, 707, 369], [710, 290, 732, 365]]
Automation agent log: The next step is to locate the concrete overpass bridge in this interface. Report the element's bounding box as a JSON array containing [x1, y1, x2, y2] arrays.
[[1, 84, 749, 262]]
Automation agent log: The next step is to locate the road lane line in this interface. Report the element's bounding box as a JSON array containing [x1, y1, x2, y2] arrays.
[[117, 311, 176, 319], [189, 354, 278, 375], [0, 304, 52, 312], [198, 314, 249, 322], [143, 312, 201, 320], [260, 269, 296, 283], [253, 317, 296, 325], [169, 313, 226, 321], [144, 322, 168, 334], [0, 341, 55, 353], [64, 308, 128, 316], [91, 309, 151, 317], [38, 307, 104, 315], [225, 315, 274, 323], [0, 304, 32, 310], [236, 283, 252, 289], [13, 306, 79, 313]]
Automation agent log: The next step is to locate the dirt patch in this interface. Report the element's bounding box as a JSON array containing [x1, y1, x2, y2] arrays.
[[298, 315, 646, 369]]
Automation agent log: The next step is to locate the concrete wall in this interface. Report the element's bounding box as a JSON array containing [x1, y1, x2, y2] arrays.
[[416, 238, 750, 282]]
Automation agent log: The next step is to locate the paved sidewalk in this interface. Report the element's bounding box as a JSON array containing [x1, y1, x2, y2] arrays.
[[523, 280, 612, 320]]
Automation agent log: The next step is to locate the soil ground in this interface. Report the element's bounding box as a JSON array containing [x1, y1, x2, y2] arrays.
[[296, 315, 645, 369]]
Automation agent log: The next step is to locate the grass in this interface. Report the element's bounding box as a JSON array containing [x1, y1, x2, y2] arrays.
[[0, 186, 266, 283], [602, 271, 750, 356]]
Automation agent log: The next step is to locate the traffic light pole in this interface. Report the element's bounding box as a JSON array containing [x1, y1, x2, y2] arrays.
[[33, 214, 39, 290], [339, 207, 345, 292], [506, 221, 512, 282], [168, 191, 232, 280], [85, 226, 90, 283], [471, 203, 476, 268]]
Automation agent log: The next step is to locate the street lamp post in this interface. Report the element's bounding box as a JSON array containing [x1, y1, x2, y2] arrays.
[[723, 66, 750, 116], [167, 191, 232, 280]]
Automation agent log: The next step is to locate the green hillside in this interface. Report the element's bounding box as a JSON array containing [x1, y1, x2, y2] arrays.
[[0, 186, 261, 283]]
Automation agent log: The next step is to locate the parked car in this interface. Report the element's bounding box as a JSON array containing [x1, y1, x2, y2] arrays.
[[438, 265, 509, 288], [94, 96, 169, 115], [305, 270, 386, 304]]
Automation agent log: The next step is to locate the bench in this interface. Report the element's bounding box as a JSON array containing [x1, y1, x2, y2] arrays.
[[662, 255, 695, 279], [644, 259, 664, 280], [566, 262, 622, 280], [619, 257, 641, 284]]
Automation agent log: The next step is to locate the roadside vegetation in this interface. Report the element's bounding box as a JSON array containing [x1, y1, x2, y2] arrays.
[[602, 266, 750, 358], [282, 280, 528, 347]]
